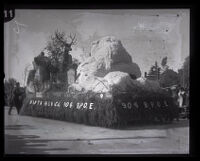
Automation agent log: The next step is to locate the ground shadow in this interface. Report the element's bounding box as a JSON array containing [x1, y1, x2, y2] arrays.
[[5, 125, 36, 130], [5, 134, 69, 154], [120, 119, 189, 130]]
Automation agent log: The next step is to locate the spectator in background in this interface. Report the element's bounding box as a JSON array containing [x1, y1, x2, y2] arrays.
[[185, 89, 190, 119], [167, 88, 172, 97], [8, 82, 25, 115], [170, 87, 178, 106], [178, 87, 185, 108], [8, 82, 16, 115], [185, 89, 189, 107]]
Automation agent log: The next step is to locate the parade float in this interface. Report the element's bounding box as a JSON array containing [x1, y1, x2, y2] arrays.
[[20, 34, 179, 128]]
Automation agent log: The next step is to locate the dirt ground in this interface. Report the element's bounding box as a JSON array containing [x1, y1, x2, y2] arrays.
[[4, 106, 189, 154]]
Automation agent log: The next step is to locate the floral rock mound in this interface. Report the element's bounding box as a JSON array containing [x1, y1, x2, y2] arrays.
[[76, 36, 141, 83], [69, 71, 161, 94]]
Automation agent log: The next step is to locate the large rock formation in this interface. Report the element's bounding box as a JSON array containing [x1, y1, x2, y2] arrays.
[[76, 36, 141, 83], [69, 36, 163, 94]]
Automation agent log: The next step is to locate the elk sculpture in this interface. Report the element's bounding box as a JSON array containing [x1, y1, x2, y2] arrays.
[[45, 31, 77, 88], [26, 31, 78, 94]]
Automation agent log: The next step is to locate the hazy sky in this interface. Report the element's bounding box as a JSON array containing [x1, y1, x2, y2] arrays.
[[4, 9, 189, 86]]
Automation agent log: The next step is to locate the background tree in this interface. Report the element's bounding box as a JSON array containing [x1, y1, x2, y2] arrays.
[[4, 80, 9, 106], [161, 56, 167, 67], [4, 78, 17, 106], [159, 69, 180, 88], [161, 56, 169, 73], [178, 56, 189, 89]]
